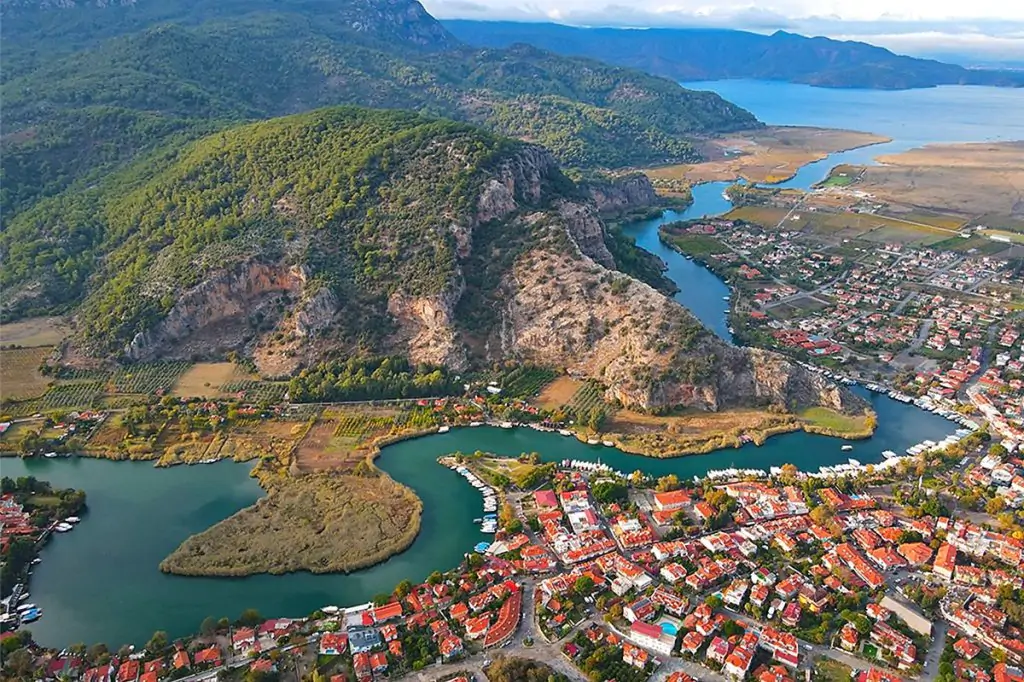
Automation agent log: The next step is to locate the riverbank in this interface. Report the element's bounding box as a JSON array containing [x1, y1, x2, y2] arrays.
[[643, 126, 891, 189]]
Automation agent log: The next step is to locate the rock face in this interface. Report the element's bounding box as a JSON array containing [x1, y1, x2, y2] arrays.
[[582, 173, 659, 214], [91, 138, 856, 416]]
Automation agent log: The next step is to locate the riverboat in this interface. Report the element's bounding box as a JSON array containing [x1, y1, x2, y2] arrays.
[[437, 426, 450, 433], [841, 445, 853, 451], [55, 522, 73, 532], [20, 608, 42, 623]]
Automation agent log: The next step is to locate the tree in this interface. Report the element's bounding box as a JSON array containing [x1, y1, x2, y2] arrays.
[[656, 475, 680, 492], [985, 497, 1005, 515], [200, 617, 219, 636], [591, 481, 627, 503], [372, 593, 391, 606], [4, 648, 34, 678], [427, 570, 444, 585], [238, 608, 263, 627], [395, 579, 414, 598], [145, 631, 169, 654], [574, 576, 595, 596]]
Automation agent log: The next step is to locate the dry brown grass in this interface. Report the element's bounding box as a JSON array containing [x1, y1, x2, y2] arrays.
[[159, 472, 422, 576], [0, 346, 54, 401], [647, 127, 889, 186], [0, 317, 67, 347], [862, 142, 1024, 218], [171, 362, 254, 398], [535, 376, 582, 410]]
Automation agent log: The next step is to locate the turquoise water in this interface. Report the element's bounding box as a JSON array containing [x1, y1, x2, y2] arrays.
[[9, 80, 1019, 649], [657, 617, 681, 636]]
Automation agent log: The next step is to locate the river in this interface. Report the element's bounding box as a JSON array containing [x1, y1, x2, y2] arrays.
[[9, 79, 1021, 648]]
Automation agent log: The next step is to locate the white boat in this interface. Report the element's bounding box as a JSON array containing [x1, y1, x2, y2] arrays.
[[17, 603, 36, 612], [20, 609, 42, 623], [499, 421, 513, 429], [602, 440, 614, 447], [722, 296, 730, 301], [17, 593, 29, 602], [65, 517, 80, 524], [841, 445, 853, 451], [31, 558, 41, 565], [848, 459, 861, 467], [558, 429, 572, 436], [321, 605, 340, 614], [882, 450, 897, 459], [470, 421, 483, 427], [437, 426, 450, 433], [44, 452, 58, 458], [55, 523, 73, 532], [587, 438, 600, 445]]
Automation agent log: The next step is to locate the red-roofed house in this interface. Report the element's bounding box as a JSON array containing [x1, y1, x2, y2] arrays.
[[319, 633, 348, 656]]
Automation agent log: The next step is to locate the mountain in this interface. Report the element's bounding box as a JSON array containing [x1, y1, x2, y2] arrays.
[[0, 0, 758, 222], [443, 22, 1024, 91], [20, 106, 855, 414]]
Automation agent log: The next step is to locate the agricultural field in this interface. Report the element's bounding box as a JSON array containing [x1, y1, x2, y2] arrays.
[[562, 380, 611, 427], [0, 317, 67, 347], [799, 407, 873, 436], [172, 363, 255, 398], [726, 205, 792, 228], [535, 376, 581, 410], [220, 380, 289, 403], [497, 366, 557, 399], [660, 232, 730, 257], [295, 407, 438, 472], [0, 347, 54, 402]]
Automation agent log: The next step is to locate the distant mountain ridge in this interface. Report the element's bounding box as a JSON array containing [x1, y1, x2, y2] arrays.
[[0, 0, 758, 224], [443, 21, 1024, 90]]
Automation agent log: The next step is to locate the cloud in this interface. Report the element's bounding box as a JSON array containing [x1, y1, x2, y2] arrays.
[[423, 0, 1024, 64]]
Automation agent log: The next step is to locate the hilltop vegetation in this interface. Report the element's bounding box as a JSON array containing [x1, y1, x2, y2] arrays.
[[0, 0, 757, 222]]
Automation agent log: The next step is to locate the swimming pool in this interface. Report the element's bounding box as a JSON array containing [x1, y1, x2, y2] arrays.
[[656, 616, 682, 636]]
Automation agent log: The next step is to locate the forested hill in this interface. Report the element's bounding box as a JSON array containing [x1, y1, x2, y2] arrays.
[[0, 0, 758, 226], [443, 21, 1024, 90], [2, 105, 855, 416]]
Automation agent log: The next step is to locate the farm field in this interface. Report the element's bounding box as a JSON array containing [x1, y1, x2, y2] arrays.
[[0, 317, 67, 347], [498, 366, 558, 399], [562, 380, 611, 427], [535, 376, 582, 411], [295, 407, 439, 472], [661, 233, 730, 257], [0, 347, 54, 402], [726, 206, 956, 245], [172, 363, 255, 398]]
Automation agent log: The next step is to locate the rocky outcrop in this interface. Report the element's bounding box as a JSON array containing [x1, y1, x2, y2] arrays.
[[123, 261, 301, 361], [387, 284, 468, 370], [582, 173, 658, 214]]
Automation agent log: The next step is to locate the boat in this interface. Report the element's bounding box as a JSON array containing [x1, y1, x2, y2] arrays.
[[65, 517, 80, 524], [20, 608, 42, 623], [437, 426, 450, 434], [17, 593, 29, 602], [602, 440, 614, 447], [55, 523, 73, 532], [841, 445, 853, 452], [586, 438, 600, 445], [848, 459, 861, 467], [722, 296, 730, 300], [558, 429, 572, 436], [44, 452, 58, 458], [16, 603, 36, 612], [321, 605, 340, 615], [474, 542, 491, 553], [499, 421, 513, 429], [480, 521, 498, 533], [30, 558, 41, 565], [470, 421, 483, 427]]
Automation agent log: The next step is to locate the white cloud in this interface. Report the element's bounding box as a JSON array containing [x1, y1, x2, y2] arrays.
[[423, 0, 1024, 63]]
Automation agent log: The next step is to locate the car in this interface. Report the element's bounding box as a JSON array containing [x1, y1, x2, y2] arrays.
[[803, 645, 814, 651]]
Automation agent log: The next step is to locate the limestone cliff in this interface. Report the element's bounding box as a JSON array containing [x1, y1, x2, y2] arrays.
[[62, 109, 856, 415], [581, 173, 659, 214]]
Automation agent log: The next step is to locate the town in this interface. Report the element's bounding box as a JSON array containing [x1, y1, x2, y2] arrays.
[[3, 428, 1023, 682]]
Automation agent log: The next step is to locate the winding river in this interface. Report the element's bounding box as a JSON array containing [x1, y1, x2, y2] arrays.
[[7, 80, 1024, 648]]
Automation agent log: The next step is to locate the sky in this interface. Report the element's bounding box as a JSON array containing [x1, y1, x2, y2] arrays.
[[422, 0, 1024, 65]]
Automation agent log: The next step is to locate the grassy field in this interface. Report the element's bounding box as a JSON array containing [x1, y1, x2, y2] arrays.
[[661, 233, 731, 257], [979, 229, 1024, 244], [728, 206, 956, 245], [171, 362, 254, 398], [0, 347, 54, 401], [0, 317, 67, 347], [159, 472, 422, 576], [606, 407, 800, 456], [813, 659, 853, 682], [799, 407, 872, 435], [294, 408, 438, 472], [726, 206, 792, 227]]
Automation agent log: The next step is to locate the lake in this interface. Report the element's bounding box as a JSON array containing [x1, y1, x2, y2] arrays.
[[10, 79, 1017, 649]]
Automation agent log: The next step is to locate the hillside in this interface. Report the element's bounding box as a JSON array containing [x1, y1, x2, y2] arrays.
[[0, 0, 758, 220], [443, 22, 1024, 91], [11, 107, 857, 415]]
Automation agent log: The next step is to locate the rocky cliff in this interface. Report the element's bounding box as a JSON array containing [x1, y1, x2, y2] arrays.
[[581, 173, 659, 214], [57, 107, 855, 415]]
